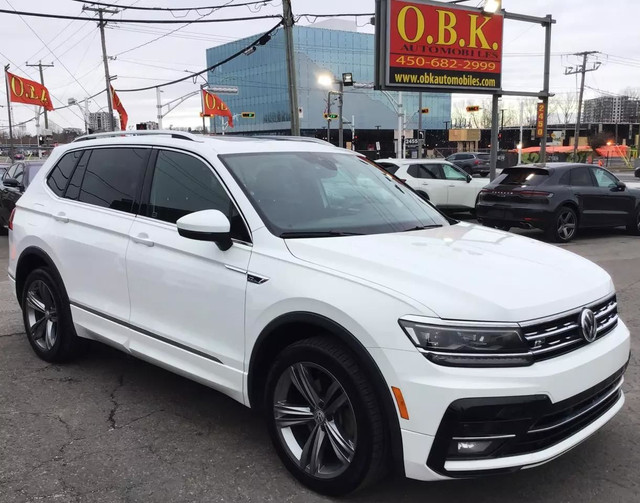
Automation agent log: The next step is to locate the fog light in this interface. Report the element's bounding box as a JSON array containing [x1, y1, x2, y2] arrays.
[[457, 440, 493, 455]]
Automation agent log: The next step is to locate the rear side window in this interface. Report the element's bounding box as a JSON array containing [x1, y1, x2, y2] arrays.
[[47, 151, 82, 196], [377, 163, 399, 175], [67, 148, 149, 213], [569, 167, 594, 187], [476, 154, 490, 161], [499, 168, 549, 186]]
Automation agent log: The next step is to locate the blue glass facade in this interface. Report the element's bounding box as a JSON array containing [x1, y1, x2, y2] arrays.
[[205, 25, 451, 134]]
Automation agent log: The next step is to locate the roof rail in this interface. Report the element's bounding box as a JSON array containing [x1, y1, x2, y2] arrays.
[[250, 135, 335, 146], [72, 130, 202, 143]]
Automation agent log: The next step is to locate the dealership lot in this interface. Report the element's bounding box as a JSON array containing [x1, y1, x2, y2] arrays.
[[1, 229, 638, 503]]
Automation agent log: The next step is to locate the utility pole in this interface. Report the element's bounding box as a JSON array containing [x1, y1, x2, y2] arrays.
[[326, 92, 331, 144], [83, 5, 119, 132], [418, 92, 423, 159], [338, 80, 344, 148], [282, 0, 300, 135], [565, 51, 600, 157], [26, 61, 54, 129], [3, 65, 15, 160], [156, 87, 163, 130]]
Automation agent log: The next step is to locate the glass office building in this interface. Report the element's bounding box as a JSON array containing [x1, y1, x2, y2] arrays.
[[205, 24, 451, 142]]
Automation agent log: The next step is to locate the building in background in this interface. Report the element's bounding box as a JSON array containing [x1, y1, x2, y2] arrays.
[[88, 112, 120, 133], [205, 22, 451, 155], [583, 95, 640, 124]]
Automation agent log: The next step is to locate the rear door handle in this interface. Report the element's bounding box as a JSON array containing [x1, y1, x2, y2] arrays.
[[131, 233, 154, 247], [53, 212, 69, 223]]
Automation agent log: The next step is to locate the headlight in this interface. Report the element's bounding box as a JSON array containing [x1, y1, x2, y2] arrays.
[[399, 319, 533, 367]]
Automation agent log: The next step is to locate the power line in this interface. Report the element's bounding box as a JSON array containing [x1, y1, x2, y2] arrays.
[[74, 0, 274, 11], [0, 8, 282, 23], [115, 20, 282, 92]]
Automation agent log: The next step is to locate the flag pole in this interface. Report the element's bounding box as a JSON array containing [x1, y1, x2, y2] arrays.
[[4, 65, 15, 161]]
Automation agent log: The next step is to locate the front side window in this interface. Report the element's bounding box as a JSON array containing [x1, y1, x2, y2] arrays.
[[442, 163, 467, 180], [590, 167, 618, 188], [222, 152, 449, 237], [145, 150, 250, 242], [72, 148, 148, 213]]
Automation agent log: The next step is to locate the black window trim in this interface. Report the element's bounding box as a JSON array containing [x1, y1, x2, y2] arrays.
[[139, 146, 253, 246]]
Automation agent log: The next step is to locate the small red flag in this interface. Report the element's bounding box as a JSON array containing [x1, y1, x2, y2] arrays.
[[111, 86, 128, 131], [201, 90, 233, 127], [7, 71, 54, 111]]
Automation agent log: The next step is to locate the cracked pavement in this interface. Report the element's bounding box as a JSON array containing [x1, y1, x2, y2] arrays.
[[0, 228, 639, 503]]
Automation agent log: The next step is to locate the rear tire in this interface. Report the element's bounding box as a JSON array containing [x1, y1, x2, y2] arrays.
[[21, 268, 87, 362], [546, 206, 578, 243], [627, 206, 640, 236], [264, 336, 386, 496]]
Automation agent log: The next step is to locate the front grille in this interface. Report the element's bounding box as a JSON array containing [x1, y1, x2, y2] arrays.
[[504, 367, 625, 456], [521, 295, 618, 361]]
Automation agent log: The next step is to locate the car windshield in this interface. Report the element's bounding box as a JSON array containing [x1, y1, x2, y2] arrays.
[[221, 151, 449, 237], [495, 168, 549, 186], [477, 154, 491, 160]]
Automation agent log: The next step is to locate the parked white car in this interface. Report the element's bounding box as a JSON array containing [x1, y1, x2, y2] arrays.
[[7, 131, 630, 496], [377, 158, 489, 213]]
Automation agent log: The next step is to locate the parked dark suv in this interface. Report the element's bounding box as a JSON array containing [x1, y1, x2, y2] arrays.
[[476, 163, 640, 242], [0, 161, 44, 233], [446, 152, 490, 177]]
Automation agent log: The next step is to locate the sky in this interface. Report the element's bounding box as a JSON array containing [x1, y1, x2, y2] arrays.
[[1, 0, 640, 135]]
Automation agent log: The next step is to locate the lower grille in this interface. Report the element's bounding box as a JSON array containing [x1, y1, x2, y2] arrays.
[[427, 364, 628, 477], [521, 295, 618, 361]]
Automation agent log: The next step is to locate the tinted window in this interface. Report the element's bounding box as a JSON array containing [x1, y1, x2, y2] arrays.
[[65, 151, 91, 200], [222, 152, 448, 237], [569, 167, 594, 187], [460, 154, 473, 160], [498, 168, 549, 186], [74, 148, 148, 213], [442, 163, 467, 180], [12, 164, 25, 184], [591, 167, 618, 188], [147, 150, 250, 242], [422, 164, 442, 179], [47, 152, 81, 196], [25, 164, 43, 187], [377, 163, 399, 175], [476, 154, 491, 160]]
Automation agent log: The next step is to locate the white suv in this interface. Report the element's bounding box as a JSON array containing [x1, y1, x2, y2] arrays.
[[8, 132, 630, 496], [377, 158, 488, 213]]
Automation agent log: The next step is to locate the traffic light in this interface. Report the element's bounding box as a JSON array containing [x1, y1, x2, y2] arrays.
[[323, 113, 339, 120], [241, 112, 255, 118], [466, 106, 480, 112], [420, 108, 429, 114]]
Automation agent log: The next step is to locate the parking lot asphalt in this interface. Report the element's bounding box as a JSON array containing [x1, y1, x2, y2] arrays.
[[1, 227, 639, 503]]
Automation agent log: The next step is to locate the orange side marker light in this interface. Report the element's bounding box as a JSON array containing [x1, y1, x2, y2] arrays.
[[391, 386, 409, 420]]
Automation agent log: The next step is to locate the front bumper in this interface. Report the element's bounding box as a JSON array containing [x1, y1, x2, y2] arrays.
[[371, 319, 631, 481]]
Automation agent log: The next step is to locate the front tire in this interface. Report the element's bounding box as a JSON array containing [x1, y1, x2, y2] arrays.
[[546, 206, 578, 242], [627, 206, 640, 236], [264, 336, 386, 496], [21, 268, 87, 362]]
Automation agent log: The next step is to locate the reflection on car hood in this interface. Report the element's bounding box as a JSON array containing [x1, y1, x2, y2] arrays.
[[285, 222, 613, 322]]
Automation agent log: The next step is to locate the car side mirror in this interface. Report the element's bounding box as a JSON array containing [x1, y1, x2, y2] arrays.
[[611, 181, 626, 192], [3, 177, 22, 189], [466, 175, 472, 183], [176, 209, 232, 251]]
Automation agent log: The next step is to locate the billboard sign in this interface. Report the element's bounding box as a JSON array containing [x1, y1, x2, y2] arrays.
[[536, 102, 545, 137], [375, 0, 504, 93]]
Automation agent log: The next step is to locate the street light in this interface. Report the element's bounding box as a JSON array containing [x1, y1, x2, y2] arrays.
[[317, 72, 353, 148], [482, 0, 501, 13]]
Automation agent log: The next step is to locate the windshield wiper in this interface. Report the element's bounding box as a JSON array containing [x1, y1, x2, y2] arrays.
[[280, 231, 363, 238], [401, 224, 443, 232]]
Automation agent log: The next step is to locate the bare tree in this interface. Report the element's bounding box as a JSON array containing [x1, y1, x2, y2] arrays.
[[621, 87, 640, 99], [552, 93, 578, 125]]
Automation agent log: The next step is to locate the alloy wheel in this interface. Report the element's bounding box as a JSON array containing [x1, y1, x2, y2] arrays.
[[25, 280, 58, 351], [273, 362, 357, 479], [557, 210, 576, 241]]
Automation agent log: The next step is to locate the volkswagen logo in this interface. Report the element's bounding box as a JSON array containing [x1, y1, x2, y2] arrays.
[[580, 308, 597, 343]]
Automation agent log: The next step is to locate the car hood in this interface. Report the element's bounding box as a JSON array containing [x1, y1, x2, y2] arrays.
[[285, 222, 613, 322]]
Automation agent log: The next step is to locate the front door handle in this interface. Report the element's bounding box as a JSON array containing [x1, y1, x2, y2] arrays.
[[53, 212, 69, 223], [131, 233, 154, 247]]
